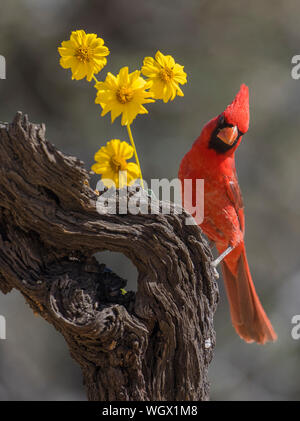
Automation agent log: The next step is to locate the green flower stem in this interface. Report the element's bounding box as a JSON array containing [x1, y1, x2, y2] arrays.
[[126, 124, 144, 189]]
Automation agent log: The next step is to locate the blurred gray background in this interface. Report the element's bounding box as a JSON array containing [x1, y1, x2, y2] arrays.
[[0, 0, 300, 401]]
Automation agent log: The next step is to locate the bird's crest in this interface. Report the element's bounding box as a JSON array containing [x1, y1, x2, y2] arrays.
[[223, 84, 249, 134]]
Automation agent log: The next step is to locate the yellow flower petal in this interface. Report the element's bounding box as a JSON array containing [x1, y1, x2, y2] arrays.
[[155, 50, 166, 67], [91, 163, 110, 174], [119, 141, 134, 160], [126, 162, 140, 179], [95, 66, 154, 126], [141, 51, 187, 102], [118, 66, 129, 85], [91, 139, 139, 188], [58, 30, 109, 81]]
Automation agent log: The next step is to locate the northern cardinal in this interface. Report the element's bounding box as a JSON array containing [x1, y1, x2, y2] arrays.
[[178, 84, 277, 344]]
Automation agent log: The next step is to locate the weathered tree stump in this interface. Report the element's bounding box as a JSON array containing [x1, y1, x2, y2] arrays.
[[0, 112, 218, 401]]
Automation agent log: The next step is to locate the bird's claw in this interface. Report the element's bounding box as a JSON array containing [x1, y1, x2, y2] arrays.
[[212, 246, 233, 268], [212, 265, 219, 279]]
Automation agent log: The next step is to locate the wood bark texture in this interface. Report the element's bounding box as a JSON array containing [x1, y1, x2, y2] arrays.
[[0, 112, 218, 401]]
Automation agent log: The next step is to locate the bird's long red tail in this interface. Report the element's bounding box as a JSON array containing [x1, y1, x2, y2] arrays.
[[221, 243, 277, 344]]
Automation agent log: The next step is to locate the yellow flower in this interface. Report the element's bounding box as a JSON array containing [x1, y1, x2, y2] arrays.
[[58, 30, 109, 81], [91, 139, 140, 188], [141, 51, 187, 103], [95, 66, 154, 126]]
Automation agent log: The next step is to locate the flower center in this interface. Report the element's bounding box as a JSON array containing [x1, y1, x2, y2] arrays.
[[159, 67, 174, 82], [74, 47, 92, 63], [116, 86, 134, 104], [111, 155, 127, 172]]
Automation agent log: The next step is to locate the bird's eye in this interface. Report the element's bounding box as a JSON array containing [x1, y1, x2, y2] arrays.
[[218, 114, 225, 126]]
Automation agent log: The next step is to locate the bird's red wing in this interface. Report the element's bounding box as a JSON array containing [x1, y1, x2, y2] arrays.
[[224, 174, 245, 235]]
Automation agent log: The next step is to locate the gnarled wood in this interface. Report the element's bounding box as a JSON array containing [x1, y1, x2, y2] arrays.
[[0, 112, 218, 401]]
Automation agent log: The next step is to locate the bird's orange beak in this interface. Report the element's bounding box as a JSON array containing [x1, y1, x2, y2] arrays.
[[217, 126, 238, 145]]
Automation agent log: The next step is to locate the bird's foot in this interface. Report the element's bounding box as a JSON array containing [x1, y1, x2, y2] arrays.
[[212, 246, 233, 267], [212, 266, 219, 279]]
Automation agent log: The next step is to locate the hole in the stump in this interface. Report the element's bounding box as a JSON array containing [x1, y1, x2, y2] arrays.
[[94, 251, 138, 292]]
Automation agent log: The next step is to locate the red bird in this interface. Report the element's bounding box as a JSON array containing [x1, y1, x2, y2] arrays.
[[179, 84, 277, 344]]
